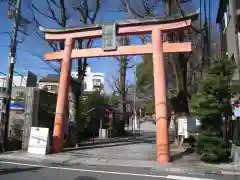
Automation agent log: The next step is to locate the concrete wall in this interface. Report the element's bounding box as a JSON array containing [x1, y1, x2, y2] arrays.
[[225, 0, 240, 79], [231, 143, 240, 163]]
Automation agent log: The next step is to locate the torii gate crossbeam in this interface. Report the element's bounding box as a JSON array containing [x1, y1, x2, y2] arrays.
[[40, 10, 199, 164]]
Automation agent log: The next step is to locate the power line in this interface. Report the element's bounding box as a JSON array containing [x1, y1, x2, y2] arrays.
[[0, 45, 60, 74]]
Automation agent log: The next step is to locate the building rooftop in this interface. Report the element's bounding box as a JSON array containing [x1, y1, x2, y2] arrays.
[[39, 74, 81, 85], [39, 74, 59, 83]]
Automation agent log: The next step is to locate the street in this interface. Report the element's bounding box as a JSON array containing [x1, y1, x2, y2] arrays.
[[0, 160, 238, 180]]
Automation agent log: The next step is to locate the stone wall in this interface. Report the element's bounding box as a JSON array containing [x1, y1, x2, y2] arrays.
[[22, 88, 57, 150]]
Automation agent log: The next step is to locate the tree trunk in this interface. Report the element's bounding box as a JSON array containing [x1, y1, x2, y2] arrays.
[[67, 84, 78, 146], [119, 57, 127, 135]]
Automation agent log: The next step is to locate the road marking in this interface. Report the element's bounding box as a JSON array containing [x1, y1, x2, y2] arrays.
[[0, 160, 164, 178], [0, 160, 216, 180], [166, 175, 216, 180]]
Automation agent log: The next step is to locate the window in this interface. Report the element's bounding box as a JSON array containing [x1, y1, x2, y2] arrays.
[[93, 79, 102, 87], [43, 84, 58, 91], [93, 87, 100, 91], [84, 81, 87, 90], [51, 85, 58, 91], [43, 85, 51, 91]]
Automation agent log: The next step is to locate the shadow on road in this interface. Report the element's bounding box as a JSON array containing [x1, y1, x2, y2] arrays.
[[64, 133, 157, 152], [171, 148, 195, 162], [0, 167, 42, 175], [74, 176, 98, 180]]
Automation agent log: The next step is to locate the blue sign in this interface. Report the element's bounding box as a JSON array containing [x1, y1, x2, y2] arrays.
[[10, 101, 25, 110]]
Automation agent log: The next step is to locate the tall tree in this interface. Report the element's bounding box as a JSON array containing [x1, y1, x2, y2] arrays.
[[118, 0, 194, 112], [164, 0, 194, 115], [29, 1, 102, 133], [70, 0, 102, 142], [108, 36, 133, 133], [30, 0, 74, 126], [191, 58, 240, 162]]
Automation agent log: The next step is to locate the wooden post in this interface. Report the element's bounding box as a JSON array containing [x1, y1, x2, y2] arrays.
[[52, 38, 73, 153], [152, 28, 170, 164]]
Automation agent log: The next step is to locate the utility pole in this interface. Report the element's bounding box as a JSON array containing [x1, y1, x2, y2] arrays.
[[4, 0, 21, 150], [133, 56, 138, 131]]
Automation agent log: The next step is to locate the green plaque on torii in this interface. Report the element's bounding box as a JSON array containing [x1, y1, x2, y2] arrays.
[[102, 22, 117, 51]]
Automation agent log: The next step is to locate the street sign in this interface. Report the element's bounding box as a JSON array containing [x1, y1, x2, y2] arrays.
[[28, 127, 49, 155], [10, 100, 24, 110], [102, 23, 117, 51]]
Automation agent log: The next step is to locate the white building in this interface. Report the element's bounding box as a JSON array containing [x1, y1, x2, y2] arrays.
[[0, 71, 37, 88], [38, 67, 104, 94], [0, 76, 26, 87], [71, 66, 104, 94]]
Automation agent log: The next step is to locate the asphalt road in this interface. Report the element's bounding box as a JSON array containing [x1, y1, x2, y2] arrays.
[[0, 160, 239, 180]]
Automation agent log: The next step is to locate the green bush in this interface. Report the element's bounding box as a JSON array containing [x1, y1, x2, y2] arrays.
[[197, 134, 230, 163], [191, 59, 240, 163]]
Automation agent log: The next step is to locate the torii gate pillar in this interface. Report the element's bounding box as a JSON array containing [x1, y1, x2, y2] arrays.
[[152, 29, 169, 163], [52, 38, 73, 152]]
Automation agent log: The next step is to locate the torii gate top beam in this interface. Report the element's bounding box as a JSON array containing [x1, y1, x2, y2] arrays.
[[40, 9, 199, 41]]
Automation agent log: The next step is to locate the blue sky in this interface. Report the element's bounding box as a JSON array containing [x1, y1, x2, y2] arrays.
[[0, 0, 219, 93]]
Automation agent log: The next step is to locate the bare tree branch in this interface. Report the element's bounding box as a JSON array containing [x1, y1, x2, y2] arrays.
[[126, 64, 134, 69], [30, 3, 59, 52], [50, 0, 60, 8], [111, 75, 121, 93], [89, 0, 100, 23], [17, 29, 28, 36], [121, 0, 144, 18], [0, 32, 11, 38], [31, 4, 61, 26], [46, 0, 61, 25]]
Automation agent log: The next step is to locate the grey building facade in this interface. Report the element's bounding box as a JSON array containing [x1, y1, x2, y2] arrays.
[[217, 0, 240, 80]]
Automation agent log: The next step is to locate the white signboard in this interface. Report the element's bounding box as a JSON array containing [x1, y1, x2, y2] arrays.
[[178, 116, 199, 138], [28, 127, 49, 155], [178, 116, 188, 138]]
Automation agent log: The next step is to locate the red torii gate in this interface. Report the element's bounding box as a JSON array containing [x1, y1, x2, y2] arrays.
[[40, 11, 198, 164]]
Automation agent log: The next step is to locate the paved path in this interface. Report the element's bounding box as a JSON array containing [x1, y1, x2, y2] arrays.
[[69, 121, 174, 161], [0, 121, 239, 177]]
